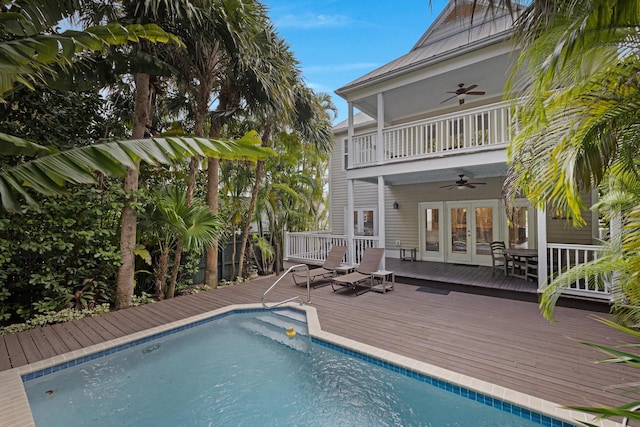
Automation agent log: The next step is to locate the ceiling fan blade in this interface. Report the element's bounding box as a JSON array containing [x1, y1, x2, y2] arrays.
[[439, 184, 456, 188], [466, 184, 476, 189], [466, 91, 486, 96], [464, 84, 478, 91], [440, 94, 457, 104], [469, 182, 486, 185]]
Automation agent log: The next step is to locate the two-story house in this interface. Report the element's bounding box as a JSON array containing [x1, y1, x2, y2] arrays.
[[285, 0, 610, 301]]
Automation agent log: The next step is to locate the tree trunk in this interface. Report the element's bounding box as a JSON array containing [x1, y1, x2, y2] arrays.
[[115, 72, 149, 309], [166, 239, 183, 298], [204, 157, 219, 286], [237, 122, 272, 277], [153, 246, 169, 300]]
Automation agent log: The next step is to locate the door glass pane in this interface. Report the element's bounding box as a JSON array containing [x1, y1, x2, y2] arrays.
[[475, 207, 493, 255], [353, 211, 360, 235], [451, 208, 467, 253], [509, 207, 529, 249], [424, 208, 440, 252], [363, 210, 374, 236]]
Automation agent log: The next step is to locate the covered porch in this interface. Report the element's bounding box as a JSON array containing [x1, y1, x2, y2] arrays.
[[284, 232, 612, 302]]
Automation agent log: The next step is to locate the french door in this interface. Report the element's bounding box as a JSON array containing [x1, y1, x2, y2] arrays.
[[447, 201, 499, 264], [419, 202, 445, 261]]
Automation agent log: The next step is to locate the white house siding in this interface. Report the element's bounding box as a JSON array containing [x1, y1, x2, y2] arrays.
[[383, 177, 505, 251], [329, 170, 594, 250], [545, 191, 594, 245], [330, 123, 378, 234]]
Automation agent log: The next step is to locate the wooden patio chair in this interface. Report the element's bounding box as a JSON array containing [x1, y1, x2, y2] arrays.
[[490, 241, 512, 276], [331, 247, 385, 296], [293, 245, 348, 288]]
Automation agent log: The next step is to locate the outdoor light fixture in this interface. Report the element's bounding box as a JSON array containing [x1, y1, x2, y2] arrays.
[[393, 201, 399, 209]]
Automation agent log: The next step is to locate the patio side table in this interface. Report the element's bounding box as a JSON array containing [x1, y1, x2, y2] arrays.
[[335, 265, 355, 275], [400, 248, 416, 261], [371, 270, 395, 293]]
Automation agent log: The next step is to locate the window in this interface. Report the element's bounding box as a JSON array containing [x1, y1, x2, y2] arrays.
[[343, 138, 348, 170], [345, 207, 378, 236]]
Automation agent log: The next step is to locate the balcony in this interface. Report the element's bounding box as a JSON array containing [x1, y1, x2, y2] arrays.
[[350, 101, 513, 168]]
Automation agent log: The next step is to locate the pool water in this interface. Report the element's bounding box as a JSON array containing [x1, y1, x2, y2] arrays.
[[25, 310, 553, 426]]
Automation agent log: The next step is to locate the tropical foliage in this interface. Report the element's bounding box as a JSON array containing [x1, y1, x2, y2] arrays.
[[0, 0, 334, 323], [497, 0, 640, 422], [502, 0, 640, 323]]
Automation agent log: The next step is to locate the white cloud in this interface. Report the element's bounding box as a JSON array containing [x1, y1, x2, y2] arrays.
[[304, 63, 379, 73], [275, 13, 352, 29], [305, 81, 331, 93]]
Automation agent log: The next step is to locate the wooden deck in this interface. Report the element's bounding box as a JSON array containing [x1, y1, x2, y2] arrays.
[[385, 258, 539, 294], [0, 273, 634, 413]]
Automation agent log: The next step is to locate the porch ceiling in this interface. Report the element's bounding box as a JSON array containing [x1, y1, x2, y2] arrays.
[[358, 163, 508, 186], [351, 51, 515, 124]]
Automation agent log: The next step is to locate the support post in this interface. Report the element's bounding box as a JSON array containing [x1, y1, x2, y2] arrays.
[[378, 176, 386, 270], [377, 93, 384, 164], [536, 206, 548, 291], [348, 102, 354, 169], [347, 179, 355, 266]]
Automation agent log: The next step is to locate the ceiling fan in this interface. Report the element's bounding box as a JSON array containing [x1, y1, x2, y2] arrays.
[[440, 83, 486, 105], [440, 174, 486, 190]]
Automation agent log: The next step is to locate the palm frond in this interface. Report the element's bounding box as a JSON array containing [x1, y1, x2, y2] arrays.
[[0, 133, 270, 212]]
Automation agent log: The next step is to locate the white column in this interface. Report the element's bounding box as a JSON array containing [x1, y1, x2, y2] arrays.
[[377, 93, 384, 164], [378, 175, 386, 270], [347, 179, 355, 266], [348, 102, 354, 169], [536, 206, 548, 292]]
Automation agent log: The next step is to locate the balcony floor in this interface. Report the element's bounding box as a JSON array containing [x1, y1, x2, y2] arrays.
[[384, 258, 608, 310]]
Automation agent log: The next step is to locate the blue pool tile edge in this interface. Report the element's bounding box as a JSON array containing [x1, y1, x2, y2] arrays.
[[312, 337, 578, 427], [21, 307, 292, 382]]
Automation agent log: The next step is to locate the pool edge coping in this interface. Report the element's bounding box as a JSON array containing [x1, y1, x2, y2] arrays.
[[0, 302, 622, 427]]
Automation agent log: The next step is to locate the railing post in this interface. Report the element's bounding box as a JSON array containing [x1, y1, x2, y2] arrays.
[[284, 231, 290, 262], [536, 206, 548, 292]]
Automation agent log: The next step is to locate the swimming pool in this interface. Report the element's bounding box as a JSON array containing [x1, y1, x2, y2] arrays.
[[1, 304, 609, 426], [24, 309, 556, 426]]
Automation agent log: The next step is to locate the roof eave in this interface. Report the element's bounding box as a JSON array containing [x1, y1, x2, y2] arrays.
[[335, 30, 517, 99]]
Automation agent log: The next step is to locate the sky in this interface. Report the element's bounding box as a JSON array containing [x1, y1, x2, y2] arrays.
[[262, 0, 449, 125]]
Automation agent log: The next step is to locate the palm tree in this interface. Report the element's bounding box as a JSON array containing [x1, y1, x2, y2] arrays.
[[87, 0, 207, 309], [143, 186, 224, 299], [501, 0, 640, 316], [158, 0, 270, 288], [494, 0, 640, 422], [0, 1, 179, 102], [230, 22, 336, 276]]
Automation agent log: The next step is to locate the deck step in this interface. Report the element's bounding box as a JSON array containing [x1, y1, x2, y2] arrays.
[[256, 314, 308, 336], [271, 308, 307, 324], [239, 314, 311, 354]]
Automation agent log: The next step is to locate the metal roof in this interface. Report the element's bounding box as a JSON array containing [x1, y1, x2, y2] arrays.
[[336, 0, 523, 95]]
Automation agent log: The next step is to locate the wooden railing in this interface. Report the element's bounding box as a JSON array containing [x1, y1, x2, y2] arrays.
[[351, 101, 513, 167], [284, 232, 380, 266], [546, 244, 611, 300]]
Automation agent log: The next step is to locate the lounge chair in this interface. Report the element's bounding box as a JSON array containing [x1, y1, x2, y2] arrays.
[[331, 247, 385, 296], [292, 245, 348, 287]]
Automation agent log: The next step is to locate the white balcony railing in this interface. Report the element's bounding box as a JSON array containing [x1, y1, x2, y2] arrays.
[[285, 233, 611, 300], [546, 244, 611, 300], [285, 232, 380, 266], [351, 101, 513, 167]]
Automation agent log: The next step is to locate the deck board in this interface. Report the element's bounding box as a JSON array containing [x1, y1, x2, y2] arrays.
[[0, 274, 635, 412]]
